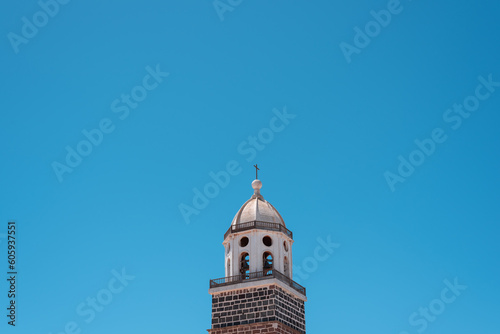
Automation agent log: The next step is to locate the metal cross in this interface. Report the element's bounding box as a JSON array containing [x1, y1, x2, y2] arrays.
[[254, 164, 260, 179]]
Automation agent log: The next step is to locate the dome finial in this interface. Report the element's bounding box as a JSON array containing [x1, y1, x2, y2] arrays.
[[252, 179, 263, 199]]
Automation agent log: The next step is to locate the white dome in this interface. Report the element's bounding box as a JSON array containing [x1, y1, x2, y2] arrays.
[[231, 180, 286, 227]]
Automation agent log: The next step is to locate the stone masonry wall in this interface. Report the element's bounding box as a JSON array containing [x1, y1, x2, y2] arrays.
[[210, 285, 305, 333], [274, 286, 306, 332], [207, 321, 303, 334]]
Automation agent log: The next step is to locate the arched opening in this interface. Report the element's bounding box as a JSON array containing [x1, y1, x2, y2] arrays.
[[263, 252, 273, 276], [284, 256, 289, 277], [240, 253, 250, 279], [227, 258, 231, 276]]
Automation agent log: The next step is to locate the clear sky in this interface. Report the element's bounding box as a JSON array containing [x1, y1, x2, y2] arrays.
[[1, 0, 499, 333]]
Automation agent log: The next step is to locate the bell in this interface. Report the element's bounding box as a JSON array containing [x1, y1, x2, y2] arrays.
[[264, 261, 272, 269], [241, 262, 249, 270]]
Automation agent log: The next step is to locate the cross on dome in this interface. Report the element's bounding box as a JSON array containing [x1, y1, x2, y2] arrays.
[[253, 164, 260, 179]]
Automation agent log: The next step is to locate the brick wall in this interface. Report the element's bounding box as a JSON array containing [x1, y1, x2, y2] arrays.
[[207, 320, 303, 334], [210, 285, 305, 333]]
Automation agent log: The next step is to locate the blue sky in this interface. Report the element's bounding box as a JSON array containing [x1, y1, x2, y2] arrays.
[[1, 0, 499, 333]]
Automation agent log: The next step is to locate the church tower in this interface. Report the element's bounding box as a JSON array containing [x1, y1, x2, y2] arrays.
[[208, 178, 307, 334]]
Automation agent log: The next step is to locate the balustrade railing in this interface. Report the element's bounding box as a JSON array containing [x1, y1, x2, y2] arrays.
[[209, 269, 306, 296], [224, 221, 293, 240]]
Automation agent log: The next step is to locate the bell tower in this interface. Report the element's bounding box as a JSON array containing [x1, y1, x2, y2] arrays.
[[208, 178, 307, 334]]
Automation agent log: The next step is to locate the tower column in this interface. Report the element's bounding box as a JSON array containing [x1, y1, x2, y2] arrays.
[[208, 178, 307, 334]]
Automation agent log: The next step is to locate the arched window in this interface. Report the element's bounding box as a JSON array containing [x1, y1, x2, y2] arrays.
[[240, 253, 250, 279], [284, 256, 289, 277], [263, 252, 273, 276], [227, 259, 231, 277]]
